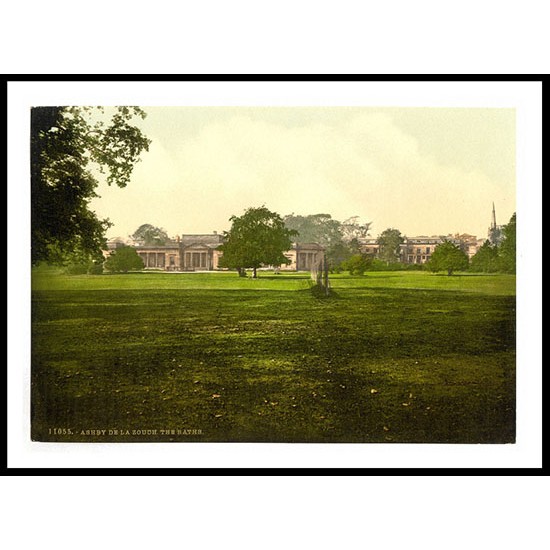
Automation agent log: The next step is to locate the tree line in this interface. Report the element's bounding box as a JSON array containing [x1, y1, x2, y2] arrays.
[[30, 106, 515, 278], [469, 214, 516, 274], [106, 211, 516, 278], [281, 212, 517, 277], [325, 214, 516, 277]]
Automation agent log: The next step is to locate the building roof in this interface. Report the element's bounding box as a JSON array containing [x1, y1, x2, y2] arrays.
[[180, 234, 224, 249], [291, 242, 325, 250], [135, 244, 180, 251], [406, 236, 444, 243]]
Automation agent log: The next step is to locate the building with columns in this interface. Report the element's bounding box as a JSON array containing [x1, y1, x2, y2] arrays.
[[283, 242, 325, 271], [135, 234, 224, 271], [106, 234, 325, 272]]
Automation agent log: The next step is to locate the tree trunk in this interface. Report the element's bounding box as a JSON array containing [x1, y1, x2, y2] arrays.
[[238, 267, 246, 277], [323, 257, 330, 296], [253, 267, 257, 278], [447, 268, 453, 276]]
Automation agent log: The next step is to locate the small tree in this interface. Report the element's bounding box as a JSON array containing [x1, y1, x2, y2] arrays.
[[342, 254, 371, 276], [325, 242, 353, 272], [104, 246, 144, 273], [427, 240, 469, 276], [219, 206, 297, 278], [377, 228, 405, 265]]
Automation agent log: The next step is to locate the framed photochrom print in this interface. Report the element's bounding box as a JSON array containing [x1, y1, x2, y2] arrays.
[[18, 80, 535, 459]]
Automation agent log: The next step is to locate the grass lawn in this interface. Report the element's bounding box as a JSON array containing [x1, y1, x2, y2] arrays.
[[31, 268, 516, 443]]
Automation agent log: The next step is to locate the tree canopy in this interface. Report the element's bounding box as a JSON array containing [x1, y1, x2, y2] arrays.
[[427, 240, 469, 276], [220, 207, 297, 277], [470, 240, 499, 273], [498, 213, 516, 273], [31, 106, 151, 265], [131, 224, 169, 246], [340, 216, 372, 243], [283, 213, 371, 271], [283, 213, 342, 247], [377, 228, 405, 264], [104, 246, 144, 273]]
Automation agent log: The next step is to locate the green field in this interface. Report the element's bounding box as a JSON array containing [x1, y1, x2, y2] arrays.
[[31, 269, 516, 443]]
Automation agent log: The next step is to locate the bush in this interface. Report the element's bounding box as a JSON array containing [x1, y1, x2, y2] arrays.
[[65, 262, 89, 275], [104, 246, 144, 273], [342, 254, 371, 275], [88, 262, 104, 275], [368, 259, 424, 271], [405, 263, 426, 271], [65, 258, 104, 275]]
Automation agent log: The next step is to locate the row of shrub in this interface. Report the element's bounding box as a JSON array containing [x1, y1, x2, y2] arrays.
[[330, 256, 426, 275], [63, 246, 148, 275], [65, 260, 104, 275]]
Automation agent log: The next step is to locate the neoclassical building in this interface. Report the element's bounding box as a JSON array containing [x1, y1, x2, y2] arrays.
[[106, 234, 325, 272], [357, 205, 501, 264], [134, 234, 225, 271], [284, 242, 325, 271], [359, 234, 482, 265]]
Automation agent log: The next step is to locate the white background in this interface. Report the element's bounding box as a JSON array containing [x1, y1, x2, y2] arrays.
[[3, 2, 546, 549]]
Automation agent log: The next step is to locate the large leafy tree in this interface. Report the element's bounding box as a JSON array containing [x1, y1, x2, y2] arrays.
[[340, 216, 372, 242], [220, 206, 298, 278], [104, 246, 144, 273], [31, 106, 151, 265], [283, 213, 371, 271], [427, 240, 469, 276], [131, 223, 169, 246], [283, 213, 343, 247], [470, 240, 499, 273], [498, 213, 516, 273], [377, 228, 405, 264]]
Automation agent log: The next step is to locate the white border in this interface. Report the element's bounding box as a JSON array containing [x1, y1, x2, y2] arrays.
[[7, 80, 542, 469]]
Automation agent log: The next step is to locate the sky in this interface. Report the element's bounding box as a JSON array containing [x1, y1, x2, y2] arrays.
[[90, 106, 516, 241]]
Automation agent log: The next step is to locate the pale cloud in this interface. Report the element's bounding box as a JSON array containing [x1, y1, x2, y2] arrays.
[[90, 108, 515, 241]]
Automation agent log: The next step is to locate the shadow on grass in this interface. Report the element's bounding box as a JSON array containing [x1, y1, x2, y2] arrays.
[[253, 275, 311, 281], [426, 272, 515, 278], [308, 283, 340, 300]]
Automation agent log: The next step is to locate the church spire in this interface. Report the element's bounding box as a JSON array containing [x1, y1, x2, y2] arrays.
[[488, 202, 501, 245]]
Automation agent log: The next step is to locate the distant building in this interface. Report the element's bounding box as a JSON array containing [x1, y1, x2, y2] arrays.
[[284, 243, 325, 271], [134, 234, 224, 271], [360, 238, 381, 258], [401, 236, 445, 264], [452, 233, 483, 260], [105, 234, 324, 272], [102, 237, 132, 258], [106, 206, 504, 270], [359, 233, 482, 265], [135, 241, 183, 270]]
